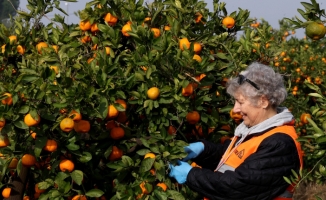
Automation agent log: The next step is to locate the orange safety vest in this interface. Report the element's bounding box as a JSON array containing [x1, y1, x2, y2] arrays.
[[221, 125, 303, 200]]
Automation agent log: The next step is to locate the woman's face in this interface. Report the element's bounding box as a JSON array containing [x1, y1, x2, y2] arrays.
[[232, 93, 267, 127]]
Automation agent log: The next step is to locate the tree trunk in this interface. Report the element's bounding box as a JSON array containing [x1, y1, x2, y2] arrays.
[[5, 165, 29, 200]]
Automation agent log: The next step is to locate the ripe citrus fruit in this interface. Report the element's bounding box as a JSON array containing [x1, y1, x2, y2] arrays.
[[144, 152, 156, 159], [195, 12, 203, 23], [72, 195, 87, 200], [8, 158, 18, 169], [179, 38, 190, 50], [1, 93, 13, 105], [139, 181, 150, 194], [50, 66, 59, 74], [167, 125, 177, 135], [147, 87, 160, 100], [74, 120, 91, 133], [164, 25, 171, 31], [193, 54, 202, 62], [43, 139, 58, 152], [106, 120, 116, 130], [151, 28, 161, 38], [110, 127, 125, 140], [122, 23, 132, 36], [21, 154, 36, 167], [108, 105, 119, 118], [2, 187, 11, 198], [59, 159, 75, 172], [108, 146, 123, 161], [79, 20, 91, 31], [104, 13, 118, 26], [0, 118, 5, 128], [300, 113, 311, 124], [305, 22, 326, 40], [91, 23, 99, 32], [186, 111, 200, 124], [105, 47, 111, 55], [36, 42, 48, 54], [0, 135, 10, 147], [35, 183, 46, 194], [193, 42, 202, 54], [17, 45, 25, 55], [24, 113, 41, 127], [222, 16, 235, 29], [52, 45, 59, 53], [182, 83, 194, 97], [229, 109, 243, 121], [8, 35, 17, 44], [60, 117, 75, 132], [115, 99, 127, 109], [69, 110, 82, 121], [156, 182, 168, 191]]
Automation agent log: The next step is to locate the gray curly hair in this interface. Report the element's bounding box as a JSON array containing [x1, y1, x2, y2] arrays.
[[226, 62, 287, 108]]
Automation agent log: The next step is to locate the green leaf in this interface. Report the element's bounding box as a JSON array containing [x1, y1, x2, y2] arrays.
[[136, 149, 151, 156], [139, 158, 155, 173], [121, 156, 134, 166], [79, 152, 92, 163], [85, 189, 104, 197], [13, 120, 29, 129], [35, 137, 47, 157], [71, 170, 84, 185], [98, 97, 108, 119], [167, 190, 185, 200]]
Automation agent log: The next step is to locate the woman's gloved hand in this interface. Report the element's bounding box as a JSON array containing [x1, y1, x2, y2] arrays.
[[183, 142, 204, 161], [169, 160, 193, 184]]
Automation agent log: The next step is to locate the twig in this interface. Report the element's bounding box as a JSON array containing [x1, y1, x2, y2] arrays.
[[7, 0, 17, 12]]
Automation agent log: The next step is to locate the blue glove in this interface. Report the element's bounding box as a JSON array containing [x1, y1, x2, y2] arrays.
[[169, 160, 192, 184], [183, 142, 204, 161]]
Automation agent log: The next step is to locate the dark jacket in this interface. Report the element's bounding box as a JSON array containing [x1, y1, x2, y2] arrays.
[[186, 132, 301, 200]]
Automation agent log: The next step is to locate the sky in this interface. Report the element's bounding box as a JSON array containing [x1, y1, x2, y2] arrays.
[[17, 0, 320, 39]]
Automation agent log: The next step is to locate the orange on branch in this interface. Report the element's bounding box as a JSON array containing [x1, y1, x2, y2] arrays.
[[0, 117, 5, 128], [144, 152, 156, 159], [79, 20, 91, 31], [195, 12, 203, 23], [305, 22, 326, 40], [222, 16, 235, 29], [186, 111, 200, 124], [74, 120, 91, 133], [168, 125, 177, 135], [147, 87, 160, 100], [22, 154, 36, 167], [156, 183, 168, 191], [300, 113, 311, 124], [110, 127, 125, 140], [69, 110, 82, 121], [24, 113, 41, 127], [179, 38, 190, 50], [36, 42, 48, 54], [108, 105, 119, 118], [43, 139, 58, 152], [17, 45, 25, 55], [91, 23, 99, 32], [230, 109, 243, 121], [115, 99, 127, 109], [121, 23, 132, 36], [35, 183, 46, 194], [193, 42, 202, 54], [8, 158, 18, 169], [182, 83, 194, 97], [59, 159, 75, 172], [52, 45, 59, 53], [193, 54, 202, 62], [1, 92, 13, 105], [108, 146, 123, 161], [104, 13, 118, 26], [151, 28, 161, 38], [105, 47, 111, 55], [139, 181, 150, 194], [2, 188, 11, 198], [106, 120, 116, 130], [50, 66, 59, 74], [0, 135, 10, 147], [164, 25, 171, 31], [72, 195, 87, 200], [60, 117, 75, 132]]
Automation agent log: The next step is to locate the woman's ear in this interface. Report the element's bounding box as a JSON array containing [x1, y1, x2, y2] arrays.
[[260, 96, 269, 109]]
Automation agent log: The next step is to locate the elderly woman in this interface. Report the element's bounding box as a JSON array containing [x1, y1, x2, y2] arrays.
[[169, 62, 303, 200]]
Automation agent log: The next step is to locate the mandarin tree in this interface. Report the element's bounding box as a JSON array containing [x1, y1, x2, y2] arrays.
[[1, 0, 299, 199]]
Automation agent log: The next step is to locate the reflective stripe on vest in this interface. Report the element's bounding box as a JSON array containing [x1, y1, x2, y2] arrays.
[[219, 125, 303, 199]]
